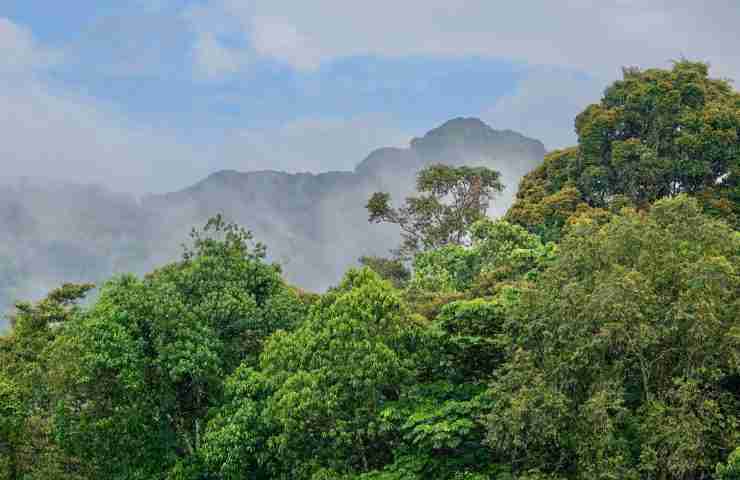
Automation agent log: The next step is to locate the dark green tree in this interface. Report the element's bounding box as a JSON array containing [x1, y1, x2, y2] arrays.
[[358, 256, 411, 289], [508, 61, 740, 235]]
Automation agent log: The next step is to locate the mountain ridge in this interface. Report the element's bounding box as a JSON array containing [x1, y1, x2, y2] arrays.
[[1, 118, 545, 323]]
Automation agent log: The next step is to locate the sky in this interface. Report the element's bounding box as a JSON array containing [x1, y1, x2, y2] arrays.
[[2, 0, 739, 194]]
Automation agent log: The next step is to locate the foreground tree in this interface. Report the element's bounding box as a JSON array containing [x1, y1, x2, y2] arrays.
[[47, 216, 307, 479], [717, 448, 740, 480], [0, 283, 93, 480], [203, 268, 425, 479], [490, 195, 740, 479], [367, 164, 503, 256]]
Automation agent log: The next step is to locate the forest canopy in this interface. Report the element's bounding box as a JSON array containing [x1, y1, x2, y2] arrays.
[[1, 61, 739, 480]]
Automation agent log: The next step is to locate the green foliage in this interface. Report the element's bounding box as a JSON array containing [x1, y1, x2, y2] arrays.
[[257, 268, 417, 477], [508, 61, 740, 235], [44, 216, 305, 479], [2, 61, 740, 480], [408, 219, 555, 298], [0, 374, 24, 480], [435, 298, 509, 382], [717, 447, 740, 480], [200, 366, 276, 479], [491, 195, 740, 479], [367, 164, 503, 256], [576, 62, 739, 205], [0, 283, 93, 480], [359, 256, 411, 289], [409, 244, 478, 293]]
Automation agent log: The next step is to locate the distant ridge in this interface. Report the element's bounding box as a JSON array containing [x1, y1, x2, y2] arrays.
[[1, 118, 545, 321], [144, 117, 545, 289]]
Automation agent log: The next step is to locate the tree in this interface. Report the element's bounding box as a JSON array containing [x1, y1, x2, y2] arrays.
[[0, 283, 93, 480], [200, 366, 278, 479], [577, 61, 740, 205], [359, 256, 411, 289], [47, 216, 306, 479], [0, 374, 24, 480], [490, 195, 740, 479], [508, 61, 740, 235], [716, 447, 740, 480], [407, 219, 556, 298], [367, 164, 503, 256], [254, 268, 419, 478]]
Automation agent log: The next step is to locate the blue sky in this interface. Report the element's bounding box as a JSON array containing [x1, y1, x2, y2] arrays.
[[2, 1, 738, 193]]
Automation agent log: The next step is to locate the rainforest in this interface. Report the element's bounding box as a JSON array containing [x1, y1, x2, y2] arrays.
[[1, 61, 739, 480]]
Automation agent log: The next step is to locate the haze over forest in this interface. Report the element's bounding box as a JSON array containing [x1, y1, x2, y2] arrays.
[[0, 118, 544, 324], [3, 2, 740, 324]]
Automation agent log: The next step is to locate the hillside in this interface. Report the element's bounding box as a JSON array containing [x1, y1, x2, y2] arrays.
[[0, 118, 545, 322]]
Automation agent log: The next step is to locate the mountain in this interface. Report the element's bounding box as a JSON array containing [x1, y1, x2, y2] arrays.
[[0, 118, 545, 325]]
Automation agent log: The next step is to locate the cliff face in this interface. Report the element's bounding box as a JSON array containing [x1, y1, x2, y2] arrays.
[[0, 118, 545, 322]]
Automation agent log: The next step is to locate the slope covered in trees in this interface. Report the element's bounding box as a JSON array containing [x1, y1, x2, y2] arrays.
[[1, 61, 739, 480]]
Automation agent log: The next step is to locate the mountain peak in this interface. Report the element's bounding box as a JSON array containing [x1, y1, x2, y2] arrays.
[[435, 116, 491, 132]]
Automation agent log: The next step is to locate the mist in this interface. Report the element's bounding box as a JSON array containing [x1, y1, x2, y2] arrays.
[[0, 118, 544, 326]]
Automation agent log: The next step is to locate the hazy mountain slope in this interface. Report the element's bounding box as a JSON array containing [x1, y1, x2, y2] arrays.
[[0, 182, 156, 323], [0, 118, 545, 324], [144, 118, 544, 287]]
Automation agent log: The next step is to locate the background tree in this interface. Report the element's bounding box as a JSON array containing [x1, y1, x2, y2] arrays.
[[367, 164, 503, 257], [508, 61, 740, 235], [358, 256, 411, 289]]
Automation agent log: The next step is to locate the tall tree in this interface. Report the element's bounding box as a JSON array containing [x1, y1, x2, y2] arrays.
[[367, 164, 503, 257], [508, 61, 740, 235]]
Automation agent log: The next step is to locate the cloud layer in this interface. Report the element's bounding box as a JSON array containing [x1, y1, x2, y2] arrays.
[[194, 0, 740, 80]]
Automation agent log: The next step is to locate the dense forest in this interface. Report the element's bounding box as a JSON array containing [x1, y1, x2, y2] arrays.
[[1, 61, 739, 479]]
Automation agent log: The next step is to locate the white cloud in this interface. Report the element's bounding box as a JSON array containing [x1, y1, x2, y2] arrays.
[[0, 17, 59, 73], [0, 18, 209, 193], [6, 0, 740, 193], [483, 68, 604, 150], [0, 75, 407, 193], [0, 80, 210, 194], [189, 0, 740, 81], [0, 18, 411, 193], [184, 3, 250, 79], [182, 0, 740, 149], [251, 18, 323, 71], [192, 32, 247, 79]]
